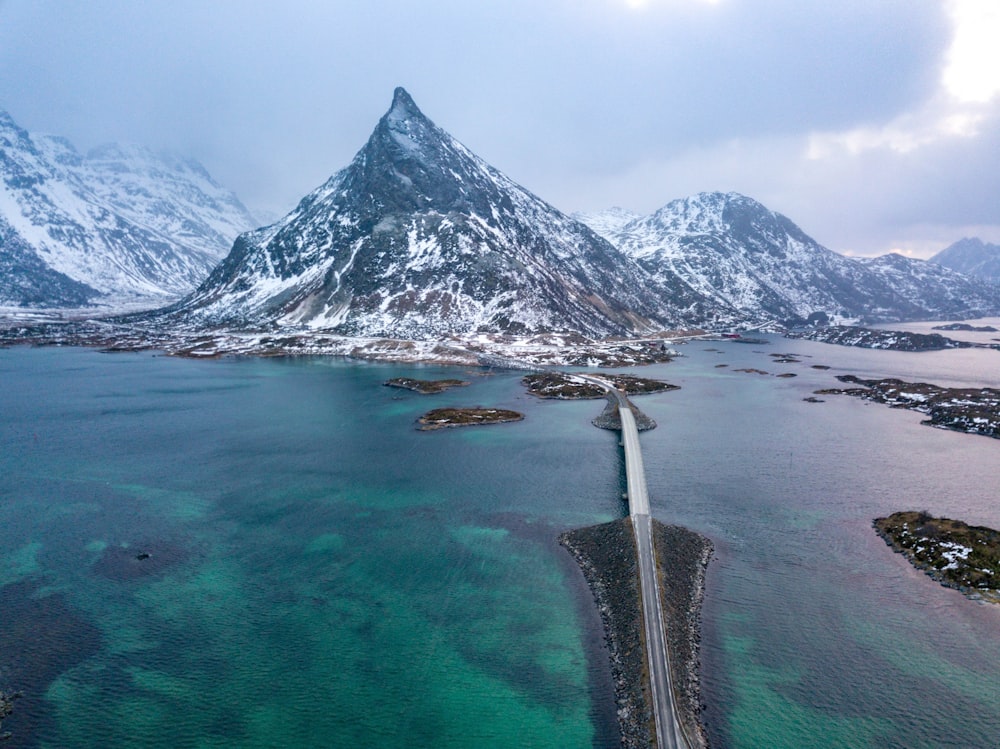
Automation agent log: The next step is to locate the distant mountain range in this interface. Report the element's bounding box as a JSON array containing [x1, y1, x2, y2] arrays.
[[0, 109, 258, 307], [929, 238, 1000, 284], [578, 194, 1000, 328], [5, 91, 999, 335], [169, 89, 999, 337]]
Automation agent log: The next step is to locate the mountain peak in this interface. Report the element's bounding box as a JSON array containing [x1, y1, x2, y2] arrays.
[[389, 87, 420, 117], [175, 87, 671, 337], [930, 236, 1000, 283]]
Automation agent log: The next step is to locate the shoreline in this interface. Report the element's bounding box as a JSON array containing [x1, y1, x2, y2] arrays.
[[874, 512, 1000, 605], [652, 519, 714, 748], [560, 518, 713, 748], [560, 519, 653, 748]]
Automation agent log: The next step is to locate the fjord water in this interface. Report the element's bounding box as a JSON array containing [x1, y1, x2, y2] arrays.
[[2, 340, 999, 748]]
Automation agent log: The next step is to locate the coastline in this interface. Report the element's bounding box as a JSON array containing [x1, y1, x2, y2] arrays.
[[652, 520, 714, 748], [873, 513, 1000, 605], [560, 519, 653, 748], [560, 518, 713, 748]]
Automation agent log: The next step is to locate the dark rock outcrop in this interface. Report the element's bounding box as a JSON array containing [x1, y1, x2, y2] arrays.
[[560, 519, 653, 748]]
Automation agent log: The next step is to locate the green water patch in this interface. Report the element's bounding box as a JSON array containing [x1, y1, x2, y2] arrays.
[[40, 505, 594, 747], [1, 540, 43, 586], [721, 633, 891, 748], [110, 483, 212, 521], [303, 532, 345, 554]]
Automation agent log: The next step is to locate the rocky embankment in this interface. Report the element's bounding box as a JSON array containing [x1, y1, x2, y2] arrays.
[[816, 375, 1000, 439], [787, 325, 978, 351], [652, 520, 714, 748], [560, 520, 653, 748], [592, 394, 657, 431], [874, 511, 1000, 604], [560, 519, 712, 749]]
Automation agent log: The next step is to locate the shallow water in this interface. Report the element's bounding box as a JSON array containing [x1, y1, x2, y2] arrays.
[[1, 338, 998, 748]]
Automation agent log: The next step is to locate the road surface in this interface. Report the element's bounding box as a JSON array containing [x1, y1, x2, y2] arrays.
[[580, 375, 690, 748]]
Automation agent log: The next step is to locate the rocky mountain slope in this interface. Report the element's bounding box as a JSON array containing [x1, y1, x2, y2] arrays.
[[857, 252, 999, 319], [929, 238, 1000, 284], [172, 88, 691, 338], [0, 214, 97, 306], [0, 109, 258, 307], [580, 192, 1000, 326]]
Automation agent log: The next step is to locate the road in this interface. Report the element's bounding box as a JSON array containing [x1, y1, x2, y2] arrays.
[[580, 375, 690, 749]]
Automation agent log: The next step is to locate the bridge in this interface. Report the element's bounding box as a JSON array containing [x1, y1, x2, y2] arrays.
[[580, 376, 691, 749]]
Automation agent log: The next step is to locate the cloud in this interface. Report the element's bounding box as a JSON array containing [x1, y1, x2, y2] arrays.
[[0, 0, 991, 258], [942, 0, 1000, 103]]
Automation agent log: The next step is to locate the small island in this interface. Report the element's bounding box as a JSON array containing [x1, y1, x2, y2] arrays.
[[816, 375, 1000, 439], [932, 323, 999, 333], [417, 407, 523, 430], [383, 377, 470, 394], [874, 511, 1000, 604], [522, 372, 679, 399], [787, 325, 972, 351]]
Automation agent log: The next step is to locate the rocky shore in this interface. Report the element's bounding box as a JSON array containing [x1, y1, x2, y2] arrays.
[[816, 375, 1000, 439], [786, 325, 985, 351], [416, 407, 523, 430], [0, 690, 20, 742], [874, 511, 1000, 604], [0, 318, 690, 368], [560, 518, 712, 748], [383, 377, 470, 393], [932, 323, 998, 332], [652, 520, 713, 748]]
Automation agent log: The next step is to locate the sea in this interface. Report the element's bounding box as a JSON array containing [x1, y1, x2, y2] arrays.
[[1, 322, 999, 748]]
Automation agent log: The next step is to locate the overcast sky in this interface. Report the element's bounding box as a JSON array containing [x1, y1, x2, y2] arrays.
[[2, 0, 998, 257]]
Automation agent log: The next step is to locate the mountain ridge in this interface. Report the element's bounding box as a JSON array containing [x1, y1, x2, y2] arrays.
[[929, 238, 1000, 284], [0, 108, 259, 307], [579, 191, 1000, 326], [172, 87, 686, 338]]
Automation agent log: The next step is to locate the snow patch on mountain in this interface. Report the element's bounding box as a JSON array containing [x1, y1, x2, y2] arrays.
[[172, 88, 683, 339], [581, 192, 1000, 326], [929, 238, 1000, 284], [0, 108, 259, 307]]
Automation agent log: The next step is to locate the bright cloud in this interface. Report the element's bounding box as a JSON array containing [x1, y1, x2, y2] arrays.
[[805, 1, 1000, 161], [942, 0, 1000, 103]]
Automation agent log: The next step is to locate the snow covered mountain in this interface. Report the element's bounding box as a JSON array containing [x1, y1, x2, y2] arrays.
[[0, 109, 258, 307], [0, 214, 96, 306], [173, 88, 681, 338], [583, 192, 1000, 325], [571, 207, 640, 240], [857, 252, 1000, 319], [929, 238, 1000, 284]]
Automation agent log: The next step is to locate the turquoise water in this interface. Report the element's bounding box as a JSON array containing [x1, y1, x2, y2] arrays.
[[2, 341, 999, 747]]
